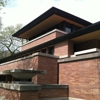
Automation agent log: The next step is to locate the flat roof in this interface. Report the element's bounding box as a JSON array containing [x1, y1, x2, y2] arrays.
[[13, 7, 92, 39], [0, 21, 100, 64]]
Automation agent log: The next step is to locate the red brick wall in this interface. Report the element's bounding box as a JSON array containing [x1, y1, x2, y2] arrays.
[[59, 58, 100, 100], [20, 91, 38, 100], [0, 56, 39, 72], [54, 40, 74, 56], [37, 56, 58, 84], [0, 88, 20, 100], [22, 31, 65, 51], [0, 88, 38, 100], [38, 88, 68, 99], [0, 55, 58, 84], [0, 87, 68, 100]]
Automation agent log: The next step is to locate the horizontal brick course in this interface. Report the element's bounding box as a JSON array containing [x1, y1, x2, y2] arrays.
[[54, 40, 73, 56], [0, 54, 58, 84], [0, 86, 68, 100], [38, 88, 68, 99], [0, 88, 20, 100], [36, 56, 58, 84], [59, 58, 100, 100]]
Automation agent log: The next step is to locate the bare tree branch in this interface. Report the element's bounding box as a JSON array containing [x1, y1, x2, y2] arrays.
[[0, 24, 27, 58]]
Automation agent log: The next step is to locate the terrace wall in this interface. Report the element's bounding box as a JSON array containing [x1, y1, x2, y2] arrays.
[[0, 53, 58, 84], [0, 84, 69, 100], [59, 57, 100, 100]]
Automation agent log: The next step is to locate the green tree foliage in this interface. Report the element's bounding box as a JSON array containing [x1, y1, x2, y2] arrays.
[[0, 0, 9, 30], [0, 0, 7, 8], [0, 24, 27, 58]]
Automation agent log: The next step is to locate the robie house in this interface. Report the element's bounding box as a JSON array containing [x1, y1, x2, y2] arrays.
[[0, 7, 100, 100]]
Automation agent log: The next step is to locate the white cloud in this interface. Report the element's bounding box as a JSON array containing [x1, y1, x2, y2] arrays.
[[1, 0, 100, 28]]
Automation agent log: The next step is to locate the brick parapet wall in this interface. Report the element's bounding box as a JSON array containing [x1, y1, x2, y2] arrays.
[[38, 88, 68, 99], [37, 56, 58, 84], [54, 40, 74, 56], [0, 56, 39, 72], [0, 88, 20, 100], [20, 91, 38, 100], [0, 84, 68, 100], [22, 29, 66, 51], [0, 88, 39, 100], [59, 58, 100, 100], [0, 53, 58, 84]]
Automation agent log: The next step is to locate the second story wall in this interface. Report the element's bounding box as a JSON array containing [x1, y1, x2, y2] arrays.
[[22, 29, 66, 51], [54, 40, 74, 56]]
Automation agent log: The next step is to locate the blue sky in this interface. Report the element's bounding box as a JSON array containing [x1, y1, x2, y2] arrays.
[[1, 0, 100, 27]]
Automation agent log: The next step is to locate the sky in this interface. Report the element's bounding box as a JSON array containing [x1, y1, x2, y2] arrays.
[[1, 0, 100, 28]]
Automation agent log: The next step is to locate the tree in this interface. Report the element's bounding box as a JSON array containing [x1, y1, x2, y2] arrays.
[[0, 0, 9, 30], [0, 24, 27, 58], [0, 0, 8, 8]]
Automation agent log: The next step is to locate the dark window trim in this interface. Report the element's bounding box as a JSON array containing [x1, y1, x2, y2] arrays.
[[48, 46, 54, 55], [41, 48, 47, 53]]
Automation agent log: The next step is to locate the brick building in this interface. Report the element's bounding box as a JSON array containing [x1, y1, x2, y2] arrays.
[[0, 7, 100, 100]]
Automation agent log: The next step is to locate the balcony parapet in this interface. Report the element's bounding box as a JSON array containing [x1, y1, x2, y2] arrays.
[[0, 52, 59, 66], [23, 29, 66, 46]]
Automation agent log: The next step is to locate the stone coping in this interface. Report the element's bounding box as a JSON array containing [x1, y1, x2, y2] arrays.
[[39, 97, 68, 100], [0, 52, 59, 66], [58, 52, 100, 63], [59, 55, 69, 59], [0, 83, 41, 91], [40, 84, 68, 89], [69, 97, 85, 100], [74, 48, 100, 56], [0, 72, 10, 75], [39, 97, 85, 100], [22, 29, 66, 46], [3, 69, 46, 74], [0, 70, 46, 75], [0, 83, 68, 91], [2, 69, 46, 79]]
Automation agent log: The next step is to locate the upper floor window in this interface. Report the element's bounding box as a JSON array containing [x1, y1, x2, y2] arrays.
[[41, 48, 46, 53], [58, 21, 81, 33], [72, 25, 81, 32], [48, 46, 54, 55], [65, 27, 71, 33]]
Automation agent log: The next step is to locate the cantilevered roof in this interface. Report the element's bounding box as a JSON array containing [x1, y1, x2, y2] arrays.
[[13, 7, 92, 39], [0, 21, 100, 64]]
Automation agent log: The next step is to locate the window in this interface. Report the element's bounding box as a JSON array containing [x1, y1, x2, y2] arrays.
[[72, 25, 81, 32], [41, 49, 46, 53], [65, 22, 72, 33], [48, 46, 54, 55], [65, 27, 71, 33]]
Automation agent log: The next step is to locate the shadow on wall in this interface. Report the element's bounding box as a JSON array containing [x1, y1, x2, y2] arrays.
[[16, 56, 38, 70], [15, 56, 39, 83], [0, 88, 20, 100]]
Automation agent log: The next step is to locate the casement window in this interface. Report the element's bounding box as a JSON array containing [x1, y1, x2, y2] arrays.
[[41, 49, 46, 53], [65, 27, 71, 33], [48, 46, 54, 55]]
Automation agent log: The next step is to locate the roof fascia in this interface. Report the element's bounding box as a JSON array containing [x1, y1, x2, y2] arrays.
[[13, 7, 92, 37]]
